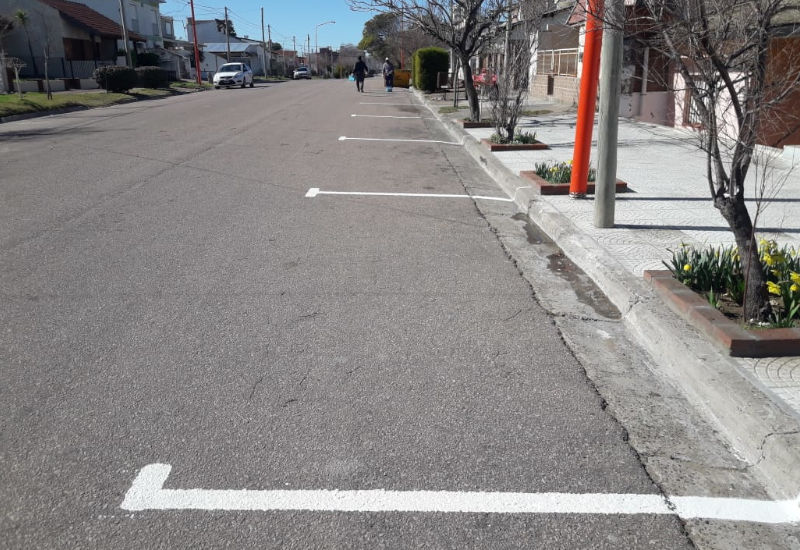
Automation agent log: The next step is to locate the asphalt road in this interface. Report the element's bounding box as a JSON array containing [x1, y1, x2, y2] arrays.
[[0, 80, 692, 548]]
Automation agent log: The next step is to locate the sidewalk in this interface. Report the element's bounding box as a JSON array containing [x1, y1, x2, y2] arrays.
[[416, 90, 800, 499]]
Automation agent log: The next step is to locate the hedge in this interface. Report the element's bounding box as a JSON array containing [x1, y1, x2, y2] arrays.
[[94, 65, 138, 93], [412, 47, 449, 92], [135, 66, 169, 88]]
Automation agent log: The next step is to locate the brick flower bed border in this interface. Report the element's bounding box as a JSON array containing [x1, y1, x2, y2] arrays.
[[520, 171, 628, 195], [481, 139, 550, 152], [462, 120, 494, 128], [644, 270, 800, 357]]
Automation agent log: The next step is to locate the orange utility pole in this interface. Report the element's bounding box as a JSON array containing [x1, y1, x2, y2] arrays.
[[569, 0, 604, 197]]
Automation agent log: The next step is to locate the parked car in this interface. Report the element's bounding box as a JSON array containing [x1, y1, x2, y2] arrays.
[[213, 63, 254, 88], [293, 66, 311, 80]]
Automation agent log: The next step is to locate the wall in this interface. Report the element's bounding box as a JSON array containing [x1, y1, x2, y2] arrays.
[[758, 37, 800, 147], [0, 0, 67, 58], [552, 75, 579, 104], [79, 0, 163, 48]]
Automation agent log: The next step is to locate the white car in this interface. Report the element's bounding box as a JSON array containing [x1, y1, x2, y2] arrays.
[[293, 66, 311, 80], [213, 63, 254, 88]]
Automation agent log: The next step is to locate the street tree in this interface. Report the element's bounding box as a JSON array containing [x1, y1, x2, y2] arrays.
[[0, 14, 13, 93], [349, 0, 509, 121], [14, 9, 37, 76], [6, 56, 25, 97], [488, 0, 546, 141], [639, 0, 800, 321]]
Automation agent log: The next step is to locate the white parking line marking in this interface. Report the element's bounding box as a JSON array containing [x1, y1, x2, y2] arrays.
[[121, 464, 800, 524], [351, 114, 432, 120], [305, 187, 529, 203], [359, 102, 421, 106], [338, 136, 466, 146]]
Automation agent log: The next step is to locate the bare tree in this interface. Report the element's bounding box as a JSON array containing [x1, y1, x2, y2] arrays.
[[348, 0, 509, 121], [639, 0, 800, 321], [489, 0, 546, 141], [6, 56, 25, 97]]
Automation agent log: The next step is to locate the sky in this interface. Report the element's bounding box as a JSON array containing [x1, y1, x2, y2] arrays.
[[160, 0, 375, 53]]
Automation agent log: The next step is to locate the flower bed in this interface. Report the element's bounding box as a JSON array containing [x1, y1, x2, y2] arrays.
[[481, 131, 549, 151], [520, 160, 627, 195]]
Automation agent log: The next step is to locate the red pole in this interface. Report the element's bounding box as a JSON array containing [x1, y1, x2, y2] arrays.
[[189, 0, 202, 85], [569, 0, 604, 197]]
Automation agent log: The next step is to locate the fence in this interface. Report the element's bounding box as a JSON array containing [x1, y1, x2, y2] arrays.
[[11, 56, 115, 80], [536, 48, 579, 77]]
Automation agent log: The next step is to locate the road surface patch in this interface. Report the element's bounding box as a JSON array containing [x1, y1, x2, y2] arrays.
[[121, 464, 800, 524]]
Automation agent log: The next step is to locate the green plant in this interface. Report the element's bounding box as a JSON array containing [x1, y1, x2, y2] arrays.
[[533, 160, 595, 184], [665, 241, 800, 327], [412, 47, 449, 92], [489, 130, 538, 145], [707, 288, 721, 309], [94, 65, 138, 93], [135, 66, 168, 88]]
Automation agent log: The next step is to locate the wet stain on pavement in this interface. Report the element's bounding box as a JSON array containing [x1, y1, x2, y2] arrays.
[[512, 213, 621, 319]]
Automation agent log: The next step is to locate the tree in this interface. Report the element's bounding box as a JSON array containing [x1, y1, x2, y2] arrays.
[[215, 18, 235, 37], [14, 9, 37, 76], [639, 0, 800, 321], [271, 42, 282, 52], [489, 0, 546, 141], [0, 14, 13, 93], [349, 0, 509, 121], [358, 12, 399, 60], [5, 56, 25, 97]]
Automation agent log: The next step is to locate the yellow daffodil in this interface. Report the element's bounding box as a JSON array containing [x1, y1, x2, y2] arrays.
[[767, 281, 782, 296], [772, 269, 781, 278], [763, 253, 775, 266], [791, 283, 799, 293], [683, 264, 691, 272], [791, 272, 800, 285]]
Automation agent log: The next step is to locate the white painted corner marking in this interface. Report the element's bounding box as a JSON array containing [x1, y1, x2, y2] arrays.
[[305, 187, 320, 198], [304, 186, 530, 204], [121, 463, 800, 523]]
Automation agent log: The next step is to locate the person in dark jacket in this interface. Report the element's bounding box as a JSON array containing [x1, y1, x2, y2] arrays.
[[382, 58, 394, 91], [353, 56, 368, 92]]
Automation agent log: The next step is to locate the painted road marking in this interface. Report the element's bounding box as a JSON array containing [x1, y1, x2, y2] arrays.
[[305, 187, 528, 203], [121, 464, 800, 524], [351, 114, 433, 120], [338, 136, 466, 146], [359, 102, 421, 106]]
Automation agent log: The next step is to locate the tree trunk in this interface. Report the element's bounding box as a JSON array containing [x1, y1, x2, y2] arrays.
[[25, 35, 38, 76], [715, 196, 771, 322], [459, 54, 480, 122]]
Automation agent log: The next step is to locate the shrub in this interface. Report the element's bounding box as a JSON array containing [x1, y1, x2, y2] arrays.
[[412, 47, 449, 92], [135, 66, 168, 88], [490, 130, 538, 145], [136, 52, 160, 67], [94, 65, 138, 93]]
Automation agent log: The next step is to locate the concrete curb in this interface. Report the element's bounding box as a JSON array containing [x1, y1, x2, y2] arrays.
[[412, 88, 800, 500]]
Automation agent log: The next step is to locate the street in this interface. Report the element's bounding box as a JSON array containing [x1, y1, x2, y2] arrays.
[[2, 79, 699, 548]]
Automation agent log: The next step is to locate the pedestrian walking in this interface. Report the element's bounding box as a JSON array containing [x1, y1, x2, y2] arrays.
[[353, 56, 368, 93], [382, 58, 394, 92]]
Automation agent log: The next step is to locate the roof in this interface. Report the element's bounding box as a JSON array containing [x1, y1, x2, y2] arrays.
[[37, 0, 145, 41], [203, 43, 259, 53]]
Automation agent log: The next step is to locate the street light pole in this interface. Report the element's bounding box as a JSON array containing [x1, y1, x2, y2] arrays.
[[314, 20, 334, 75]]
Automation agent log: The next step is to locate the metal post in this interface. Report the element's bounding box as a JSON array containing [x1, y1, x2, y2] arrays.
[[189, 0, 202, 85], [224, 7, 230, 62], [594, 0, 623, 228], [261, 7, 267, 76], [568, 0, 604, 198], [117, 0, 132, 67]]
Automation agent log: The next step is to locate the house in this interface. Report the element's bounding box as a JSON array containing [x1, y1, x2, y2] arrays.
[[187, 19, 268, 77], [77, 0, 165, 50], [0, 0, 143, 84]]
